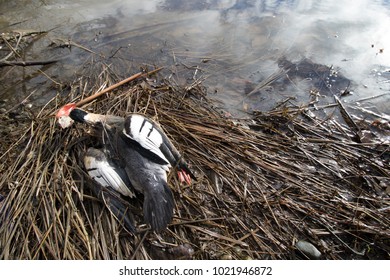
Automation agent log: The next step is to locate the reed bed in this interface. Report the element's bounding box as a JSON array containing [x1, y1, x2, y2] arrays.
[[0, 66, 389, 260]]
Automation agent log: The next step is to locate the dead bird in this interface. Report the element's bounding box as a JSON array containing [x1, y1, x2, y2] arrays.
[[56, 103, 195, 232]]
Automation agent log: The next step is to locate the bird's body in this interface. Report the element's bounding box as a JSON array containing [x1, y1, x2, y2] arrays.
[[56, 104, 194, 232], [97, 120, 175, 232]]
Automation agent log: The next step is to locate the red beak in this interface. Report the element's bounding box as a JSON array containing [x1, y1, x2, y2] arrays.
[[56, 103, 77, 118]]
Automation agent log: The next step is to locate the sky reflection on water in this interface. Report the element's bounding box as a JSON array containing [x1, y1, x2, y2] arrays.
[[0, 0, 389, 115]]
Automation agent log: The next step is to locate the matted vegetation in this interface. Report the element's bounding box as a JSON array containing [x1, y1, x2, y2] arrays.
[[0, 63, 389, 260]]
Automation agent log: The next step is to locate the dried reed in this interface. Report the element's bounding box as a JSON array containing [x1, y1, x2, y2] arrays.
[[0, 66, 389, 260]]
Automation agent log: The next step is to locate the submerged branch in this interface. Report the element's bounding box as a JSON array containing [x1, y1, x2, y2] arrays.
[[0, 59, 59, 67]]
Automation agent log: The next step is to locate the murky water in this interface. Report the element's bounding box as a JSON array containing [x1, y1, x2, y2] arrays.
[[1, 0, 389, 118]]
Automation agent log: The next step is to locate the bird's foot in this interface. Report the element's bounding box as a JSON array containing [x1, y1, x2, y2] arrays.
[[178, 170, 192, 185]]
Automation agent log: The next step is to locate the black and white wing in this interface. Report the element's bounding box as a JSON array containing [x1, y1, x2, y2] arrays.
[[84, 147, 137, 233], [122, 114, 173, 165], [122, 114, 196, 182], [84, 148, 135, 198], [122, 114, 195, 177]]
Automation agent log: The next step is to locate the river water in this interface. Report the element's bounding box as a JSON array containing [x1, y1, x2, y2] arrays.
[[1, 0, 389, 118]]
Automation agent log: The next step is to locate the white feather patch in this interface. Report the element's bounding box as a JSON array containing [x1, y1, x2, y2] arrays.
[[84, 113, 105, 125], [123, 114, 170, 165], [58, 116, 74, 129], [84, 154, 135, 198]]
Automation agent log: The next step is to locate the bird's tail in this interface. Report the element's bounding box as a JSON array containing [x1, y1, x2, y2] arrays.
[[143, 183, 174, 232], [100, 188, 137, 234]]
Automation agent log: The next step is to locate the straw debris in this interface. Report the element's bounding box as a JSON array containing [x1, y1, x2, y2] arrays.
[[0, 66, 389, 260]]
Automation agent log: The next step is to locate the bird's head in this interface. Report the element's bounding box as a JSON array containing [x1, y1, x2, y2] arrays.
[[56, 103, 77, 128]]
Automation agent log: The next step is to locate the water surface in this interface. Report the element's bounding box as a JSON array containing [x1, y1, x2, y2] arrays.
[[1, 0, 389, 117]]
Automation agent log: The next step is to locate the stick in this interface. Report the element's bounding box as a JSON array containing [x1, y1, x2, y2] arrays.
[[334, 95, 359, 133], [247, 68, 289, 97], [75, 67, 163, 107], [0, 60, 58, 67]]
